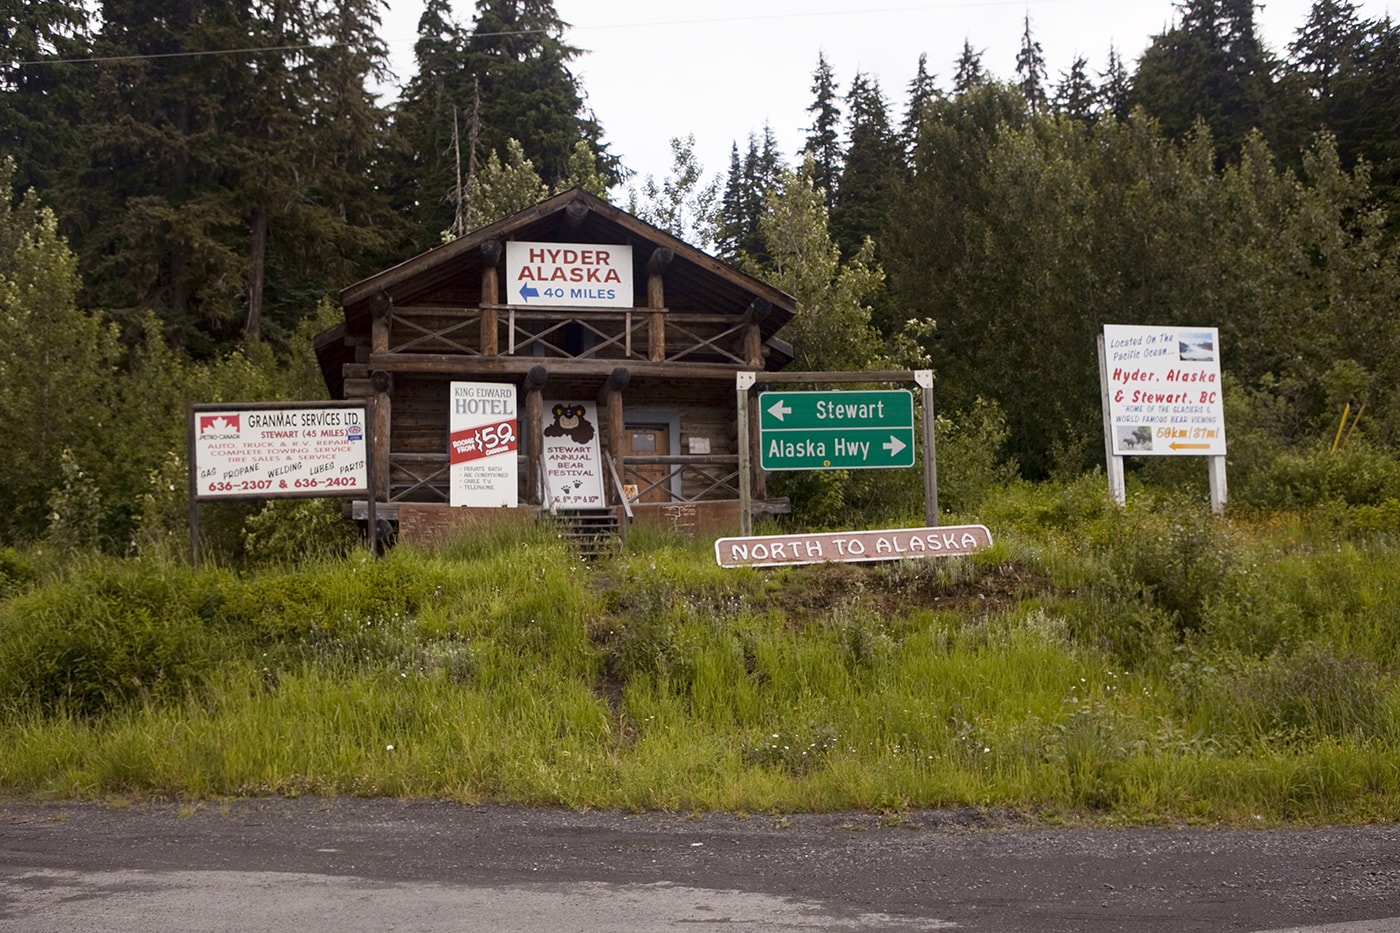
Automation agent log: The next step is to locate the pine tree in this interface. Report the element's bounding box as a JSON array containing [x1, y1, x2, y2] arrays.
[[1054, 56, 1097, 121], [1015, 16, 1049, 112], [462, 0, 616, 190], [804, 52, 842, 204], [953, 40, 986, 96], [1098, 45, 1133, 121], [1132, 0, 1275, 158], [901, 53, 940, 158], [831, 72, 902, 260]]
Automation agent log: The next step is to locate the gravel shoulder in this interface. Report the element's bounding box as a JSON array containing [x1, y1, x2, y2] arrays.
[[3, 798, 1400, 932]]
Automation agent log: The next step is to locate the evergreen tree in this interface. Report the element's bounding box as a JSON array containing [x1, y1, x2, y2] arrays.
[[1098, 45, 1133, 121], [1015, 15, 1049, 112], [1132, 0, 1275, 158], [394, 0, 617, 249], [1289, 0, 1366, 94], [716, 126, 784, 263], [46, 0, 401, 351], [953, 40, 987, 96], [389, 0, 465, 246], [901, 53, 940, 158], [0, 1, 91, 198], [462, 0, 617, 190], [804, 52, 842, 204], [1054, 56, 1097, 121], [831, 72, 902, 260]]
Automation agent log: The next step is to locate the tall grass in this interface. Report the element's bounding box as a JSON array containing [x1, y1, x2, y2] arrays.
[[3, 495, 1400, 823]]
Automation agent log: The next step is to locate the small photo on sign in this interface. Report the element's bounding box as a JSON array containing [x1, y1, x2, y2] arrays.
[[1120, 426, 1153, 451], [1179, 332, 1216, 361]]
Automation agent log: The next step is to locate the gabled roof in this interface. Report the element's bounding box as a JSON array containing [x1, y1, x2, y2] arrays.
[[338, 188, 797, 342]]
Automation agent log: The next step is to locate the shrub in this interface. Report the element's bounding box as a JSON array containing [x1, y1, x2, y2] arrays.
[[1237, 444, 1400, 509], [1093, 496, 1239, 635], [0, 547, 39, 600], [0, 557, 228, 715]]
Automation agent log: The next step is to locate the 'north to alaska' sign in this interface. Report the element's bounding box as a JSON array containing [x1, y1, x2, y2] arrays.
[[506, 241, 633, 308], [759, 389, 916, 471], [715, 525, 993, 568]]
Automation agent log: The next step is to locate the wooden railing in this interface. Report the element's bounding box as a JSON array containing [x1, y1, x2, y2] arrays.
[[384, 451, 741, 506], [387, 452, 450, 503], [386, 303, 761, 366], [621, 455, 741, 504]]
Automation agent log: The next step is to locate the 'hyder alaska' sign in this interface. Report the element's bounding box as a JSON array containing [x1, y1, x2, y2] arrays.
[[506, 241, 633, 308]]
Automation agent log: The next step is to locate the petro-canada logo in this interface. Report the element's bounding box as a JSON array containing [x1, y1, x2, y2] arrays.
[[199, 414, 240, 439]]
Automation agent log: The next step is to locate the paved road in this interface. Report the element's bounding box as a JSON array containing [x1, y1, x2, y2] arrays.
[[3, 798, 1399, 932]]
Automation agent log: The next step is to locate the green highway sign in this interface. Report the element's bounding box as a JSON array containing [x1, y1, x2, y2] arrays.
[[759, 389, 916, 471]]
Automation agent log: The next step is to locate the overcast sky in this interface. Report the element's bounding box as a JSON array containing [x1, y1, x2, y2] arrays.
[[375, 0, 1396, 193]]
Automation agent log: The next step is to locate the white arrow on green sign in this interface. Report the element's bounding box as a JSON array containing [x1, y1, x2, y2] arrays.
[[759, 389, 916, 471]]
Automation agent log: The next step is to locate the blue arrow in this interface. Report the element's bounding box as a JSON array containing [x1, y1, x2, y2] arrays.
[[518, 283, 539, 302]]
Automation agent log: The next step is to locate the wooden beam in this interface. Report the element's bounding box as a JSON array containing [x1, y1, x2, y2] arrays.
[[524, 377, 545, 504], [480, 239, 500, 356], [646, 249, 673, 364], [370, 293, 391, 356], [371, 370, 392, 500], [367, 353, 754, 382], [564, 202, 589, 231]]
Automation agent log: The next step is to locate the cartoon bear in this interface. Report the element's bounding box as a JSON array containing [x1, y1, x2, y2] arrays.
[[544, 403, 595, 445]]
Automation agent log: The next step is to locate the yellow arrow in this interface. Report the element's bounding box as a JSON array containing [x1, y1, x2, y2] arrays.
[[1169, 443, 1211, 450]]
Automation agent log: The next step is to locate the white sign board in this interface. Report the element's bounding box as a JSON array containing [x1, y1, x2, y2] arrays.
[[542, 401, 606, 509], [191, 404, 368, 498], [505, 241, 633, 308], [1103, 324, 1227, 456], [449, 382, 519, 507]]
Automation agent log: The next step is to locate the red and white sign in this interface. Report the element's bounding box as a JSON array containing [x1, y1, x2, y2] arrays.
[[450, 382, 518, 507], [1103, 324, 1227, 457], [190, 404, 368, 499], [506, 241, 633, 308]]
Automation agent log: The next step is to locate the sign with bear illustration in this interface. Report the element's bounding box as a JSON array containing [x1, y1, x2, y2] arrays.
[[449, 382, 519, 507], [542, 401, 605, 508]]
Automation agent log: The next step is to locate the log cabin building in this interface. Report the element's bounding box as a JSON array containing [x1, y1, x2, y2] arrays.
[[314, 188, 798, 546]]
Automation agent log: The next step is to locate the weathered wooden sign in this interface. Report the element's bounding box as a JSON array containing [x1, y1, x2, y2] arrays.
[[715, 524, 993, 568]]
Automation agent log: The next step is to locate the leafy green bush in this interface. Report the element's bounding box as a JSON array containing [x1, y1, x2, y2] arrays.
[[0, 547, 39, 600], [241, 498, 360, 567], [1237, 444, 1400, 509], [1092, 497, 1239, 636], [0, 557, 229, 715], [933, 396, 1019, 515], [1175, 644, 1392, 743]]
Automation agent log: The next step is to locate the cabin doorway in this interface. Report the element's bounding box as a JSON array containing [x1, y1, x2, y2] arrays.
[[624, 423, 672, 504]]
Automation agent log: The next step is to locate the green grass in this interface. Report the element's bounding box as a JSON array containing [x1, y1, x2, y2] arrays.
[[4, 487, 1400, 823]]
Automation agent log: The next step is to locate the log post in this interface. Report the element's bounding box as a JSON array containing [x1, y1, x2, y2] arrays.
[[480, 239, 501, 356], [744, 297, 770, 369], [370, 291, 391, 356], [371, 369, 392, 501], [599, 367, 631, 504], [647, 248, 673, 363], [523, 365, 548, 504]]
